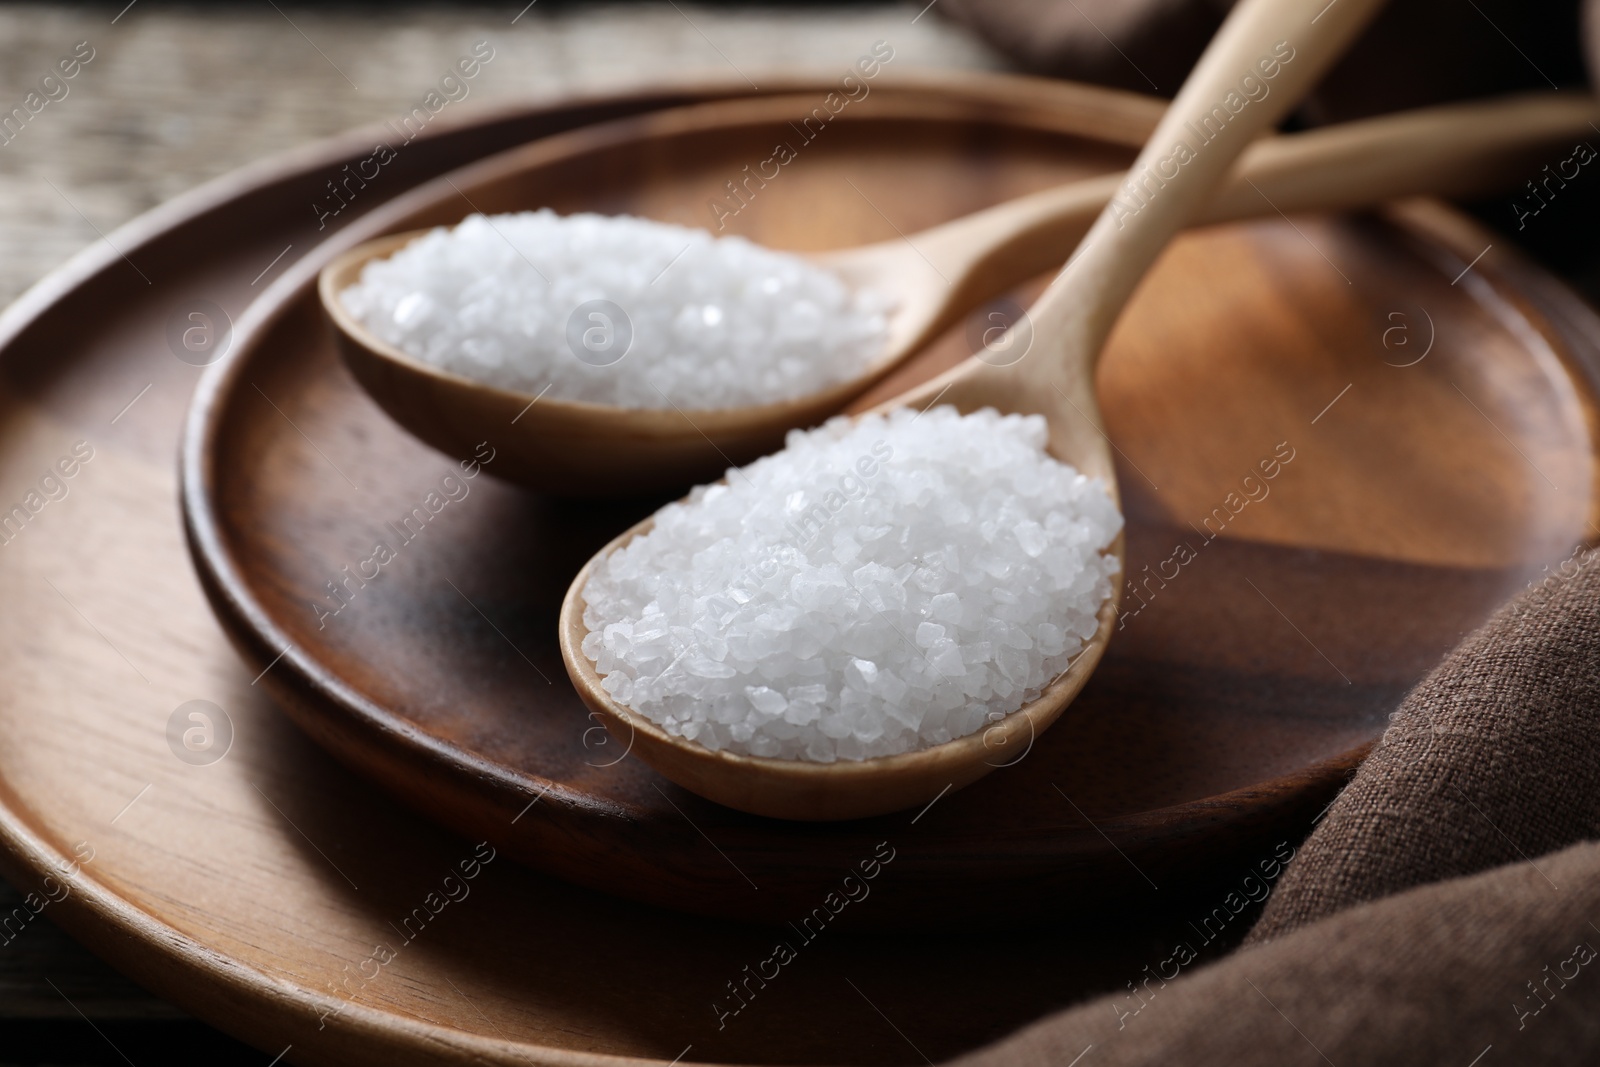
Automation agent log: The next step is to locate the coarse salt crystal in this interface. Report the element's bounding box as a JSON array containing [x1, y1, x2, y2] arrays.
[[341, 210, 890, 410], [581, 406, 1122, 762]]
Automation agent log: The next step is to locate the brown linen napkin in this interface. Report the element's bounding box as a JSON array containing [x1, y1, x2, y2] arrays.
[[1248, 546, 1600, 942], [951, 552, 1600, 1065], [954, 843, 1600, 1064]]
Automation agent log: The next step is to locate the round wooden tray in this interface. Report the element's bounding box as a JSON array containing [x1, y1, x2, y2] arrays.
[[183, 83, 1599, 931], [0, 71, 1591, 1067]]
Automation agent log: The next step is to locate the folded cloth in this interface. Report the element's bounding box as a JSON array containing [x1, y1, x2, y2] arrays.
[[940, 0, 1590, 120], [1249, 547, 1600, 942], [952, 553, 1600, 1064], [955, 843, 1600, 1064]]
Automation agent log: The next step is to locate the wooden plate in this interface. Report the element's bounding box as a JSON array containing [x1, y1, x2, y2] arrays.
[[182, 85, 1600, 929], [0, 71, 1594, 1067]]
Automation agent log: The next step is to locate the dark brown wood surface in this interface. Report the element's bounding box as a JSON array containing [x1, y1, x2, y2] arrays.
[[0, 68, 1595, 1067], [185, 83, 1599, 929], [0, 4, 998, 1052]]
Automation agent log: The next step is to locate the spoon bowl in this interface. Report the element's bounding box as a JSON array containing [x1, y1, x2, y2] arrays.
[[320, 233, 873, 495], [558, 516, 1121, 820], [557, 0, 1388, 819], [321, 86, 1595, 497]]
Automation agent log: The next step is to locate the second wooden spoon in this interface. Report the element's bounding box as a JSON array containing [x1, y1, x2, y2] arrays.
[[321, 89, 1593, 496]]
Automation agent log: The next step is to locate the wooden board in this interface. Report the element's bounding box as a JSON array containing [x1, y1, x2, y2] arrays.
[[0, 72, 1593, 1066], [186, 88, 1600, 926]]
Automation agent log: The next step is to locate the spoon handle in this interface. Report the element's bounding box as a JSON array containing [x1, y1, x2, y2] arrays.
[[1202, 91, 1595, 223], [909, 91, 1596, 339], [1026, 0, 1389, 378]]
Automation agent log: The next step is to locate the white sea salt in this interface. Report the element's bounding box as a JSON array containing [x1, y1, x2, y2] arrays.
[[580, 406, 1123, 762], [339, 210, 890, 409]]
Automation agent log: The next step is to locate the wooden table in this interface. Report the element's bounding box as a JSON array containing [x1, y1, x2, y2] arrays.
[[0, 4, 998, 1059]]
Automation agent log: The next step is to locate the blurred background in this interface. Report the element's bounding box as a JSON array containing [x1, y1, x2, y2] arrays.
[[0, 3, 1005, 308]]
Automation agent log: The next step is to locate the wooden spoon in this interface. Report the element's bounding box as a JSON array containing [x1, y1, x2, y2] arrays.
[[557, 0, 1388, 820], [320, 89, 1592, 497]]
